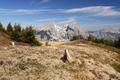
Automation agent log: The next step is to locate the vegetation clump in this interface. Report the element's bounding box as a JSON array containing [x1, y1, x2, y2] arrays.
[[87, 35, 120, 49], [70, 35, 83, 41], [0, 22, 41, 46], [70, 35, 120, 49], [111, 63, 120, 73], [0, 22, 5, 32]]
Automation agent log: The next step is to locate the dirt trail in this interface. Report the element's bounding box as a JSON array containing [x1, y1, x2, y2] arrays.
[[0, 43, 120, 80]]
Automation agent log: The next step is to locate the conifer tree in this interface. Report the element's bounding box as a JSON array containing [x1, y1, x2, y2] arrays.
[[0, 22, 5, 32], [14, 24, 21, 32], [7, 22, 13, 34], [11, 24, 22, 41]]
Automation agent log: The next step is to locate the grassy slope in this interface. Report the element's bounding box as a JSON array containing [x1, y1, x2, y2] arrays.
[[63, 40, 120, 73], [0, 41, 120, 80], [0, 31, 28, 47], [63, 40, 120, 54], [0, 31, 11, 46], [0, 40, 120, 79]]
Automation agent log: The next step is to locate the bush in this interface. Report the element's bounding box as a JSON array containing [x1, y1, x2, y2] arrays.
[[114, 39, 120, 48], [87, 35, 120, 49], [111, 63, 120, 73], [70, 35, 80, 41], [31, 40, 42, 46], [1, 22, 41, 46], [10, 31, 22, 41], [0, 22, 5, 32], [7, 22, 13, 34]]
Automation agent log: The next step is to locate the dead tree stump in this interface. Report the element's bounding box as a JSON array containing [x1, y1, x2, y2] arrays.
[[61, 49, 72, 63]]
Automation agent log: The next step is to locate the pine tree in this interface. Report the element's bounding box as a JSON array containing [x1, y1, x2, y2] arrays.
[[6, 23, 40, 46], [10, 24, 22, 41], [70, 35, 80, 41], [7, 22, 13, 34], [0, 22, 5, 32], [88, 35, 92, 41], [24, 26, 34, 43], [24, 26, 40, 46], [14, 24, 21, 32], [114, 38, 120, 48]]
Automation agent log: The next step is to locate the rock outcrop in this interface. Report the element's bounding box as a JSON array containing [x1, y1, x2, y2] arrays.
[[35, 22, 120, 41], [35, 21, 88, 41]]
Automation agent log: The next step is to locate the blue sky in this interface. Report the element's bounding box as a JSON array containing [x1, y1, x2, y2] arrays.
[[0, 0, 120, 30]]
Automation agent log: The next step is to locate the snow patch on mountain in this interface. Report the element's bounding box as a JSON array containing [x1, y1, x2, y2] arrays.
[[35, 22, 120, 41], [35, 21, 88, 41]]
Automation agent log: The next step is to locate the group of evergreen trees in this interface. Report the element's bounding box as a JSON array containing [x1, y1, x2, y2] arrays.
[[87, 35, 120, 48], [0, 22, 41, 46], [0, 22, 5, 32], [70, 35, 84, 41], [70, 34, 120, 48]]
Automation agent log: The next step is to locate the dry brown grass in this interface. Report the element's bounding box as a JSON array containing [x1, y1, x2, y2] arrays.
[[81, 40, 120, 56], [41, 41, 65, 46], [0, 39, 120, 80], [63, 40, 120, 54], [0, 31, 11, 46], [0, 31, 29, 47], [61, 40, 81, 45], [62, 40, 120, 63]]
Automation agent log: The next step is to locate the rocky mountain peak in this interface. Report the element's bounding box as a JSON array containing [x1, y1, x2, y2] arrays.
[[100, 27, 120, 33], [35, 21, 88, 41], [35, 21, 120, 41]]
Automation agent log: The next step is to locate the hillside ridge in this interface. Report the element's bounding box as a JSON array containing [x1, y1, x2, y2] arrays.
[[0, 41, 120, 80]]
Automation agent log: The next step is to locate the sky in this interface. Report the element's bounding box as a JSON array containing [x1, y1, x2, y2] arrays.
[[0, 0, 120, 30]]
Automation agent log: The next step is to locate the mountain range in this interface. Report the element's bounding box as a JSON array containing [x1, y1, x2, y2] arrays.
[[35, 21, 120, 41]]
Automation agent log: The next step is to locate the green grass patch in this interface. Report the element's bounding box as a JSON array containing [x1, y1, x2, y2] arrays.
[[82, 41, 120, 54], [111, 63, 120, 73]]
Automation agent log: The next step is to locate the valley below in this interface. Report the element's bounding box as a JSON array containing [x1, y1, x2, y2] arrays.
[[0, 41, 120, 80]]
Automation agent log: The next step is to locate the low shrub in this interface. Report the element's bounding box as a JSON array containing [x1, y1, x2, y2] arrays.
[[111, 63, 120, 73], [31, 40, 42, 46]]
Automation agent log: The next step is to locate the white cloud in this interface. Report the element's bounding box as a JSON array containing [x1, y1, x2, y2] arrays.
[[65, 6, 120, 16], [36, 17, 77, 24], [40, 0, 50, 3], [36, 18, 58, 22], [0, 6, 120, 16], [30, 0, 50, 5], [0, 8, 51, 15], [60, 17, 76, 23], [14, 9, 49, 14], [0, 8, 65, 15]]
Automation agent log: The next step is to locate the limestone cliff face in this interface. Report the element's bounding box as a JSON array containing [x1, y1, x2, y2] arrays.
[[89, 27, 120, 41], [35, 21, 88, 41], [35, 22, 120, 41]]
